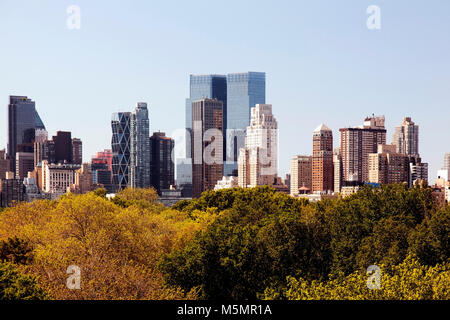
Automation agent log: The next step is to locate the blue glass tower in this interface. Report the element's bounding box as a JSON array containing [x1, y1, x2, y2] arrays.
[[225, 72, 266, 175], [111, 112, 131, 191]]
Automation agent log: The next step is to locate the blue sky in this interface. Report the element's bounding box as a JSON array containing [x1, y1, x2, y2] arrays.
[[0, 0, 449, 178]]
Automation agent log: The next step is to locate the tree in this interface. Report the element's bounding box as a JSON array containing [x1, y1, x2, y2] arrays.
[[0, 262, 48, 300], [0, 236, 33, 265], [263, 256, 449, 300]]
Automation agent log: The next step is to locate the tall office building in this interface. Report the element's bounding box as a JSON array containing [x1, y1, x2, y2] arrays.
[[191, 99, 223, 198], [111, 112, 131, 191], [392, 117, 419, 157], [339, 116, 387, 183], [130, 103, 150, 189], [7, 96, 45, 170], [368, 144, 409, 185], [226, 72, 266, 175], [52, 131, 72, 163], [290, 155, 312, 196], [180, 75, 227, 196], [150, 132, 175, 194], [312, 124, 334, 193], [72, 138, 83, 165], [238, 104, 277, 188], [185, 75, 227, 157]]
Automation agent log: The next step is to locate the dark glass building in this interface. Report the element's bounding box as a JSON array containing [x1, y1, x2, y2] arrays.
[[7, 96, 45, 170], [53, 131, 72, 163], [191, 99, 223, 198], [185, 74, 227, 158], [111, 112, 131, 191], [150, 132, 175, 194]]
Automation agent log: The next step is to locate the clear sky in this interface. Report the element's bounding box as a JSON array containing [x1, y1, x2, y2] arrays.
[[0, 0, 449, 179]]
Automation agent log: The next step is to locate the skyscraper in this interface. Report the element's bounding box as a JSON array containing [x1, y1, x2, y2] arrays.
[[7, 96, 45, 170], [111, 112, 131, 191], [290, 155, 312, 196], [312, 124, 334, 193], [368, 144, 409, 185], [180, 75, 227, 197], [53, 131, 72, 163], [333, 148, 342, 193], [226, 72, 266, 175], [72, 138, 83, 165], [150, 132, 175, 194], [392, 117, 419, 157], [130, 102, 150, 189], [339, 116, 387, 183], [185, 75, 227, 157], [191, 99, 223, 198], [444, 153, 450, 170], [238, 104, 277, 188]]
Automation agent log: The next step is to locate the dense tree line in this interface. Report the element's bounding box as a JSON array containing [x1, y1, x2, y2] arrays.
[[0, 185, 448, 300]]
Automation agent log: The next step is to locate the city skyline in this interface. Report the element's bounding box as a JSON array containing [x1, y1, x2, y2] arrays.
[[1, 1, 449, 179]]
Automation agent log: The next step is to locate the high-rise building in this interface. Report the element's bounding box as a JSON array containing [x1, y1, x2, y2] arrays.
[[0, 172, 25, 207], [130, 102, 151, 189], [333, 148, 342, 193], [368, 144, 409, 185], [191, 99, 223, 198], [7, 96, 45, 170], [226, 72, 266, 175], [238, 104, 277, 188], [312, 124, 334, 193], [52, 131, 73, 163], [444, 153, 450, 170], [392, 117, 419, 157], [339, 116, 387, 183], [15, 152, 34, 180], [185, 75, 227, 158], [150, 132, 175, 194], [72, 138, 83, 165], [181, 75, 227, 195], [111, 112, 131, 191], [290, 155, 312, 196], [0, 149, 9, 180]]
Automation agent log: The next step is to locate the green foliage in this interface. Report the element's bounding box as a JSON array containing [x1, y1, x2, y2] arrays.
[[91, 188, 107, 198], [263, 256, 450, 300], [160, 184, 445, 300], [0, 262, 48, 300], [409, 206, 450, 266], [0, 236, 33, 265]]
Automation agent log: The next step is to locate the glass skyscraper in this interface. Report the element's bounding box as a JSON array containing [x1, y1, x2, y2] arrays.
[[185, 74, 227, 158], [7, 95, 45, 170], [111, 112, 131, 191], [130, 102, 150, 189], [225, 72, 266, 175]]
